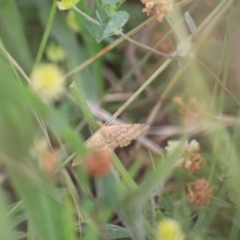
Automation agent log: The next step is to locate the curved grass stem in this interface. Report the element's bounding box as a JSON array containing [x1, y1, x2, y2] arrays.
[[33, 0, 57, 69]]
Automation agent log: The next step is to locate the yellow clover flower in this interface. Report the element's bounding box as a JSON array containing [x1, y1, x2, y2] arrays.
[[157, 219, 185, 240], [57, 0, 79, 10], [31, 64, 64, 101]]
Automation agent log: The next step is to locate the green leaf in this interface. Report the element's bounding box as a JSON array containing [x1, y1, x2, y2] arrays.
[[70, 82, 98, 131], [73, 3, 104, 97], [103, 11, 129, 38], [161, 195, 174, 216], [95, 174, 119, 209], [7, 167, 67, 240], [103, 224, 131, 239], [0, 55, 35, 158], [5, 154, 78, 240], [81, 222, 130, 239], [177, 41, 193, 57], [185, 11, 197, 37], [85, 20, 103, 43], [0, 0, 33, 71], [103, 4, 118, 17]]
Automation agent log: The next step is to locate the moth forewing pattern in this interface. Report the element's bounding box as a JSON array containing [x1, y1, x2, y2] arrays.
[[72, 123, 149, 166]]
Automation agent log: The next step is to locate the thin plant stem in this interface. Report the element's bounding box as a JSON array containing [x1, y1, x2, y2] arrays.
[[196, 59, 240, 108], [119, 32, 178, 59], [116, 11, 190, 88], [105, 59, 172, 124], [7, 200, 24, 217], [208, 0, 235, 183], [146, 68, 184, 126], [55, 153, 76, 173], [60, 169, 83, 223], [70, 82, 99, 131], [196, 0, 233, 48], [112, 154, 137, 189], [0, 39, 31, 84], [165, 16, 183, 41], [117, 33, 172, 87], [33, 0, 57, 69], [73, 6, 102, 26]]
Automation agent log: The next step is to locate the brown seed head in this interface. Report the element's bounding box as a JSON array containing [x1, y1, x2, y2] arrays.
[[39, 150, 59, 173], [173, 96, 209, 126], [185, 153, 206, 174], [83, 150, 112, 178], [141, 0, 173, 22], [187, 178, 213, 207]]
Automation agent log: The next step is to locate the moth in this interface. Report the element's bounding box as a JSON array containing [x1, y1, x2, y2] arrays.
[[72, 123, 149, 166]]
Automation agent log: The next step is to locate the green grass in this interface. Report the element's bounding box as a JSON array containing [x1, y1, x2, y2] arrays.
[[0, 0, 240, 239]]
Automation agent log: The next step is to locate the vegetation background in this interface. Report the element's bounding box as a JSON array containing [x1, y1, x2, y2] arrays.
[[0, 0, 240, 239]]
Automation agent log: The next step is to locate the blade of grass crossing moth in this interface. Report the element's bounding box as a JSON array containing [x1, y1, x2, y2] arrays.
[[112, 154, 137, 189], [70, 81, 99, 131]]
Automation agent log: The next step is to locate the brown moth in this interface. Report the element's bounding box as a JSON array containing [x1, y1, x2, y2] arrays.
[[72, 124, 149, 166]]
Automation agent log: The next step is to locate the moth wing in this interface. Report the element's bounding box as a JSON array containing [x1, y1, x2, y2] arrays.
[[86, 128, 112, 153], [104, 124, 149, 149], [72, 124, 148, 166]]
